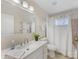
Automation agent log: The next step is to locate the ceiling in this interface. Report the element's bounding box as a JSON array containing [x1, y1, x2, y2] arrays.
[[33, 0, 78, 15]]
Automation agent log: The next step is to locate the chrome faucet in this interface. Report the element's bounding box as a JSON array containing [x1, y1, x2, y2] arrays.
[[11, 40, 15, 50], [26, 38, 29, 50]]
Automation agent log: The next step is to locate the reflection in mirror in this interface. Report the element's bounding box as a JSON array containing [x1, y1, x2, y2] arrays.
[[1, 14, 14, 36], [1, 0, 36, 49], [19, 21, 35, 33]]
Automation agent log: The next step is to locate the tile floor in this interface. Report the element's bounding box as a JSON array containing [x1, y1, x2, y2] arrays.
[[48, 52, 73, 59]]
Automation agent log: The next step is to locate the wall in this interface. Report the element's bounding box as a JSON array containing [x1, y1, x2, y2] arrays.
[[71, 18, 78, 36], [47, 19, 55, 44], [71, 18, 78, 48]]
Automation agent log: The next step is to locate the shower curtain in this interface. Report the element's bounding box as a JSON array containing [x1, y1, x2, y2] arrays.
[[47, 16, 73, 57]]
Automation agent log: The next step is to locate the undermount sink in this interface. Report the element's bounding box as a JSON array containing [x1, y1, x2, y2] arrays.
[[15, 45, 23, 49], [5, 49, 25, 59]]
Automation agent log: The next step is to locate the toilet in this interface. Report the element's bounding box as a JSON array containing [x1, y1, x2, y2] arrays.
[[47, 44, 56, 58]]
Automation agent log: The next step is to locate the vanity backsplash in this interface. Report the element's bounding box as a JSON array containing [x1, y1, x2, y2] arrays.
[[1, 33, 32, 50]]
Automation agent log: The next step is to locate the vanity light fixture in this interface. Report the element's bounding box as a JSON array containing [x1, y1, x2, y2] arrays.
[[12, 0, 20, 4], [23, 1, 28, 8], [29, 6, 34, 12]]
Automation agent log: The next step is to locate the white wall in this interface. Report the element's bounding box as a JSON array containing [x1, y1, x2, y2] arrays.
[[47, 19, 55, 44]]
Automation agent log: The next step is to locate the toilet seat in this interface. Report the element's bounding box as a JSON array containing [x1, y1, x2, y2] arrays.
[[47, 44, 56, 51]]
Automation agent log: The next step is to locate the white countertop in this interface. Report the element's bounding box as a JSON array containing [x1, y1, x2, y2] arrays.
[[21, 41, 47, 59], [2, 40, 47, 59]]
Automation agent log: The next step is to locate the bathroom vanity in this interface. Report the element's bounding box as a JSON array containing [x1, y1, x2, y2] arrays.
[[2, 41, 47, 59]]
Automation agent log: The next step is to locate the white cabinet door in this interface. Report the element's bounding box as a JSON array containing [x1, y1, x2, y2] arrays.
[[43, 45, 47, 59], [23, 47, 44, 59]]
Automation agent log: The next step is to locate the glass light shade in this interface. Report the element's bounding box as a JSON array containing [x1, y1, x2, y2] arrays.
[[23, 1, 28, 8], [12, 0, 20, 4], [29, 6, 34, 11]]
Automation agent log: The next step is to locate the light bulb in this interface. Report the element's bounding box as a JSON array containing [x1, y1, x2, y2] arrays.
[[29, 6, 34, 11], [23, 1, 28, 8], [12, 0, 20, 4]]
